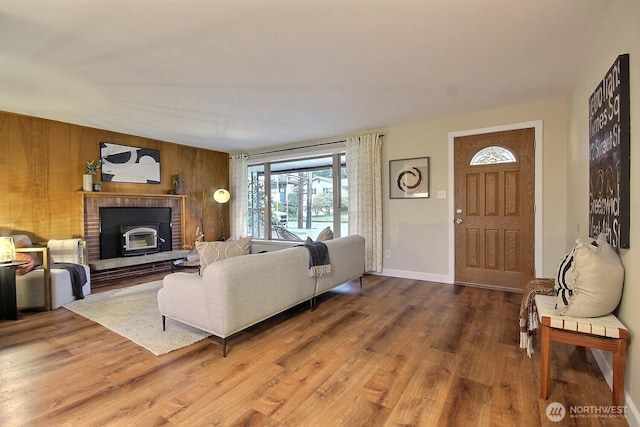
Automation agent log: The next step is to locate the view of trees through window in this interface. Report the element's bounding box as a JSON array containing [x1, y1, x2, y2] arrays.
[[248, 154, 347, 241]]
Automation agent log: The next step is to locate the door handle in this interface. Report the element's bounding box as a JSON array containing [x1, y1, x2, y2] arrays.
[[455, 218, 463, 224]]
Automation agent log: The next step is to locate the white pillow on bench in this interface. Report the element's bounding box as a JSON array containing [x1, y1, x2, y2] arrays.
[[554, 234, 624, 317]]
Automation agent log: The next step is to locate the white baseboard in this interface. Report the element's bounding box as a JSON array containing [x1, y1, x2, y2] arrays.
[[377, 269, 525, 293], [591, 348, 639, 427], [377, 268, 452, 284]]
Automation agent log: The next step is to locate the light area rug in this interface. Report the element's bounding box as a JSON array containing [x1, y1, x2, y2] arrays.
[[64, 280, 210, 356]]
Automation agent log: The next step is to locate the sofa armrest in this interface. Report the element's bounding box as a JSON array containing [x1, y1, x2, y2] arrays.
[[315, 235, 365, 295], [158, 272, 215, 333]]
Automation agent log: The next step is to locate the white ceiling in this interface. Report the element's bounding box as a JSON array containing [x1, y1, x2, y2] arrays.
[[0, 0, 610, 153]]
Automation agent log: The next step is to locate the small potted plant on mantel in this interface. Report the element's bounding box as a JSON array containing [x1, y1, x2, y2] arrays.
[[83, 159, 102, 192]]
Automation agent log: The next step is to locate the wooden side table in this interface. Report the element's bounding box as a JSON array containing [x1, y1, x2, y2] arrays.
[[171, 258, 200, 273], [0, 261, 28, 320]]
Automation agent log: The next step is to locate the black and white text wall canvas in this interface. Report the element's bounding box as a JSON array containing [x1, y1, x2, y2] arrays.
[[588, 54, 630, 248], [100, 142, 161, 184]]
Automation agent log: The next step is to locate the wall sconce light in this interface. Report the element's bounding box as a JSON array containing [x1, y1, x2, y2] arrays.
[[0, 237, 16, 263], [213, 188, 231, 240]]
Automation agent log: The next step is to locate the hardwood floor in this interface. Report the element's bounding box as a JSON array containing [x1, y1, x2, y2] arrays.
[[0, 274, 628, 426]]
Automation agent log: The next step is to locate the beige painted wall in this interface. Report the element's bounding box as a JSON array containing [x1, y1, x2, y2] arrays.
[[381, 96, 569, 280], [241, 95, 571, 281], [567, 0, 639, 417], [245, 96, 572, 281]]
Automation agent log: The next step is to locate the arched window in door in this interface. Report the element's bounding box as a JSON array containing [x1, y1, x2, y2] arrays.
[[470, 146, 517, 165]]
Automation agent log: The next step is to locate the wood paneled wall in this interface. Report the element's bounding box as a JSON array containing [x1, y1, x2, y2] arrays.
[[0, 110, 229, 247]]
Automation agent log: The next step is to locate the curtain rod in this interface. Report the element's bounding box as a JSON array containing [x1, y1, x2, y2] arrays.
[[241, 134, 384, 159]]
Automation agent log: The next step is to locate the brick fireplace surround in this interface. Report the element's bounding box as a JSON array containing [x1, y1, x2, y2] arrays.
[[82, 192, 187, 286]]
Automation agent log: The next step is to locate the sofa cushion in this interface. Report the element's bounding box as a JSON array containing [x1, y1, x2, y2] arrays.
[[11, 234, 33, 247], [196, 236, 252, 271], [554, 234, 624, 317]]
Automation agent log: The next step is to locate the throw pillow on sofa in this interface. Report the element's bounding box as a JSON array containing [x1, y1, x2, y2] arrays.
[[316, 227, 334, 241], [196, 236, 252, 272], [14, 238, 42, 275], [554, 234, 624, 317]]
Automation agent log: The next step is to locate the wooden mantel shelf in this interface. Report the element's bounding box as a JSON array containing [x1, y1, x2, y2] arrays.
[[79, 191, 187, 199]]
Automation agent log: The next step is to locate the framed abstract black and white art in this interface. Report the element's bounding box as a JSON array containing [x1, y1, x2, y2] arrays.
[[389, 157, 430, 199], [100, 142, 161, 184]]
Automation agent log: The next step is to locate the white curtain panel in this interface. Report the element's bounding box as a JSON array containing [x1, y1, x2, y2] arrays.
[[346, 133, 383, 272], [229, 154, 249, 238]]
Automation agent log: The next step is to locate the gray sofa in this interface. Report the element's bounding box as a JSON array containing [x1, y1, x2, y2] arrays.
[[157, 234, 365, 356]]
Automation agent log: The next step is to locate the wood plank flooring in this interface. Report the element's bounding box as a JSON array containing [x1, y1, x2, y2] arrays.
[[0, 274, 628, 426]]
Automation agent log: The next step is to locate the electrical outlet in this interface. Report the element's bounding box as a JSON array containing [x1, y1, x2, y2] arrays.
[[385, 249, 391, 258]]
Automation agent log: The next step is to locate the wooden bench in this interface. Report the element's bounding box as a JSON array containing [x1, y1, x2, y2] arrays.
[[534, 295, 630, 406]]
